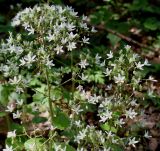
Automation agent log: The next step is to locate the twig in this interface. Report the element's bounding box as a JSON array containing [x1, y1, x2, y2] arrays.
[[96, 24, 157, 52]]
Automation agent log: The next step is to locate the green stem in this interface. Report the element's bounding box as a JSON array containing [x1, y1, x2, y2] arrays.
[[71, 51, 75, 100], [45, 68, 54, 124]]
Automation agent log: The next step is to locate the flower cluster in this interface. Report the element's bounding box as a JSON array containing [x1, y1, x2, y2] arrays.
[[0, 3, 155, 151]]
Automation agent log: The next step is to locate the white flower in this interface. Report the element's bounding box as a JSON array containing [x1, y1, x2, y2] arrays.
[[75, 120, 82, 128], [79, 59, 89, 69], [88, 94, 101, 104], [106, 84, 112, 90], [19, 58, 26, 66], [143, 59, 151, 66], [54, 45, 64, 54], [67, 42, 76, 51], [68, 32, 77, 40], [79, 73, 88, 81], [9, 75, 22, 85], [148, 76, 157, 82], [13, 110, 22, 119], [100, 60, 105, 67], [72, 105, 83, 114], [16, 99, 24, 106], [128, 137, 139, 147], [46, 59, 55, 69], [67, 22, 75, 31], [75, 128, 87, 143], [5, 104, 14, 112], [76, 85, 83, 91], [115, 118, 125, 127], [99, 110, 112, 123], [104, 68, 112, 76], [106, 51, 113, 59], [54, 143, 66, 151], [82, 36, 90, 44], [3, 145, 13, 151], [144, 130, 152, 139], [114, 74, 125, 83], [20, 52, 36, 67], [7, 130, 16, 138], [135, 62, 144, 70], [95, 53, 101, 64], [61, 38, 68, 44], [82, 15, 88, 21], [26, 26, 34, 35], [91, 27, 97, 33], [46, 33, 55, 42], [125, 45, 131, 51], [125, 108, 137, 119], [106, 131, 114, 138]]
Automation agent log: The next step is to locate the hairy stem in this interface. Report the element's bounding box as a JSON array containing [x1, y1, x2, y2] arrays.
[[45, 68, 54, 124]]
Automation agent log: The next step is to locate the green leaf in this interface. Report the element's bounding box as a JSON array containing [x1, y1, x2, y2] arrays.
[[144, 18, 160, 30], [100, 122, 117, 133], [53, 108, 70, 130], [32, 116, 47, 124], [24, 138, 46, 151], [0, 112, 6, 117], [107, 33, 121, 46], [0, 85, 10, 106], [10, 123, 23, 133], [32, 92, 45, 102]]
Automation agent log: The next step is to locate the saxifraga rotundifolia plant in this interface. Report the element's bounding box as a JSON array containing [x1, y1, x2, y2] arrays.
[[0, 3, 156, 151]]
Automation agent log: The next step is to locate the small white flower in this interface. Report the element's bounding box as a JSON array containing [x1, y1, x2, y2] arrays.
[[67, 22, 75, 31], [16, 99, 24, 106], [125, 108, 137, 119], [128, 137, 139, 147], [3, 145, 13, 151], [54, 45, 64, 54], [82, 36, 90, 44], [46, 59, 55, 69], [130, 99, 138, 106], [91, 26, 97, 33], [106, 51, 113, 59], [72, 105, 83, 114], [19, 58, 26, 66], [5, 104, 14, 112], [79, 59, 89, 69], [75, 120, 82, 128], [82, 15, 88, 21], [115, 118, 125, 127], [135, 62, 144, 70], [106, 131, 114, 138], [46, 33, 55, 42], [67, 42, 76, 51], [125, 45, 131, 51], [148, 76, 157, 82], [13, 110, 22, 119], [9, 75, 22, 85], [26, 26, 34, 35], [76, 85, 83, 91], [99, 110, 112, 123], [75, 128, 87, 143], [79, 73, 88, 81], [61, 38, 68, 44], [143, 59, 151, 66], [114, 74, 125, 83], [54, 143, 66, 151], [104, 68, 112, 76], [68, 32, 77, 40], [144, 130, 152, 139], [106, 84, 112, 90], [7, 130, 16, 138]]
